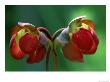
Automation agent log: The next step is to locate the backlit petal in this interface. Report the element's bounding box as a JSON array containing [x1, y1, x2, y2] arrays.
[[82, 19, 96, 29], [83, 28, 99, 54], [10, 34, 25, 60], [62, 42, 83, 62], [27, 45, 46, 64]]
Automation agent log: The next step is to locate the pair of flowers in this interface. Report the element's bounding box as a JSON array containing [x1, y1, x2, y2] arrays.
[[10, 16, 99, 70]]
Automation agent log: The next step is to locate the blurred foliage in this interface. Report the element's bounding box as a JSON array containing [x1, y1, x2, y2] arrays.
[[5, 5, 106, 71]]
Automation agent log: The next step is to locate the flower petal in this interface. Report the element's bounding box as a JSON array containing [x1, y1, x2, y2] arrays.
[[10, 34, 25, 60], [10, 22, 39, 37], [19, 33, 39, 54], [91, 29, 99, 45], [62, 42, 83, 62], [82, 19, 96, 29], [83, 28, 99, 54], [27, 45, 46, 64], [72, 28, 93, 51], [18, 22, 39, 35]]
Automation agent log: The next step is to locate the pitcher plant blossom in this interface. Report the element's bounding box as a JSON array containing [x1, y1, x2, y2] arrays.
[[9, 16, 99, 71]]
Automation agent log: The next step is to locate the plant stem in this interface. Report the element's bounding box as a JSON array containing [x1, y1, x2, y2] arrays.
[[52, 28, 65, 71], [37, 27, 52, 40], [38, 27, 65, 71], [37, 27, 52, 71], [46, 46, 51, 71], [53, 28, 65, 40], [53, 48, 58, 71]]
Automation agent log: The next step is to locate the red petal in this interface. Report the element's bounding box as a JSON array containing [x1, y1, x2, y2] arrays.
[[83, 28, 99, 54], [19, 33, 39, 54], [10, 34, 25, 60], [62, 42, 83, 62], [72, 28, 93, 51], [27, 45, 46, 64], [91, 29, 99, 45]]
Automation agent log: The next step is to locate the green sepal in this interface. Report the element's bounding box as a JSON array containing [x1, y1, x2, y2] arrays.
[[15, 29, 26, 44], [68, 16, 85, 33]]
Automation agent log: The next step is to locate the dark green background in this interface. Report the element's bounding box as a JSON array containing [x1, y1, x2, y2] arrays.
[[5, 5, 106, 71]]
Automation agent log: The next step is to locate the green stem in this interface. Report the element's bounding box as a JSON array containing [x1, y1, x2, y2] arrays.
[[53, 48, 58, 71], [38, 27, 65, 71], [46, 46, 51, 71], [52, 28, 65, 71], [37, 27, 52, 71]]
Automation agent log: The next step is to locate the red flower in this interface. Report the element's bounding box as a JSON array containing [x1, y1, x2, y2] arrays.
[[10, 22, 47, 64], [9, 16, 99, 71], [72, 28, 98, 54], [60, 16, 99, 62]]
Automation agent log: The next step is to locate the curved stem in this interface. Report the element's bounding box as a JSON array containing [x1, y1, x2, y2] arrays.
[[53, 48, 58, 71], [37, 27, 52, 71], [46, 46, 51, 71], [37, 27, 52, 40], [38, 27, 65, 71], [52, 28, 65, 40], [52, 28, 65, 71]]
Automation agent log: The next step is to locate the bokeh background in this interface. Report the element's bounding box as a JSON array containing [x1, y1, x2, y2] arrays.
[[5, 5, 106, 71]]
